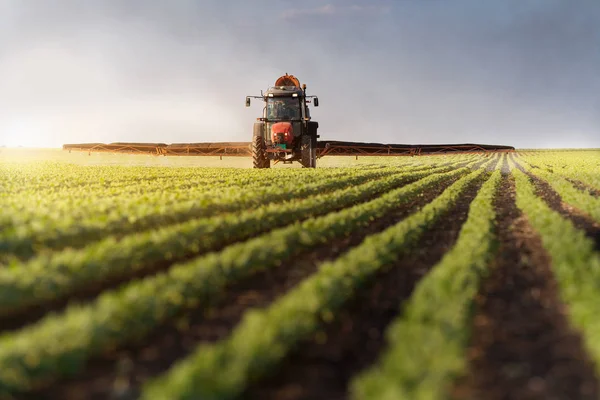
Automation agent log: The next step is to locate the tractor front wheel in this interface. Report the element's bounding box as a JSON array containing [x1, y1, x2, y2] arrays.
[[252, 135, 270, 169]]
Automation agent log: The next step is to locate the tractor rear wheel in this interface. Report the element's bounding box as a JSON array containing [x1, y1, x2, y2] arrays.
[[300, 135, 316, 168], [252, 135, 270, 169]]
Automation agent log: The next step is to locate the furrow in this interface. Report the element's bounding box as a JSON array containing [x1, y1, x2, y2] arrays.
[[561, 177, 600, 198]]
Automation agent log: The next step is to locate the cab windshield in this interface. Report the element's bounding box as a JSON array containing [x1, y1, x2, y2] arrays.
[[266, 97, 301, 120]]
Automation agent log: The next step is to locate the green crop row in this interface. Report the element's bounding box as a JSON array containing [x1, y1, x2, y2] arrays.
[[1, 156, 443, 200], [2, 162, 336, 191], [0, 155, 464, 198], [516, 158, 600, 223], [351, 168, 502, 400], [518, 151, 600, 191], [1, 166, 381, 236], [3, 155, 481, 263], [0, 165, 480, 395], [2, 155, 475, 206], [139, 165, 490, 400], [0, 166, 407, 262], [1, 167, 372, 231], [3, 158, 466, 227], [3, 167, 362, 215], [510, 164, 600, 379], [0, 165, 455, 317], [1, 158, 478, 257], [3, 154, 462, 192]]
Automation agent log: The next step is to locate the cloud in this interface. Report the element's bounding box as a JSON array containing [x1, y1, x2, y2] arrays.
[[1, 0, 599, 148], [281, 4, 389, 20], [281, 4, 335, 19]]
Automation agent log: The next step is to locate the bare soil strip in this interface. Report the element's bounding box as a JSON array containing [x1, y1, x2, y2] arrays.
[[511, 155, 600, 251], [29, 175, 464, 400], [240, 176, 486, 400], [2, 172, 431, 334], [565, 178, 600, 198], [453, 174, 598, 400]]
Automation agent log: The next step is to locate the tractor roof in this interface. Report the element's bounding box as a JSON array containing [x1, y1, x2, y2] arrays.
[[265, 86, 304, 97]]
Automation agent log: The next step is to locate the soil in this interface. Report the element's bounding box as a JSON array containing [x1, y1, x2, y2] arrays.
[[453, 174, 598, 400], [29, 172, 463, 400], [241, 175, 486, 400], [565, 178, 600, 198]]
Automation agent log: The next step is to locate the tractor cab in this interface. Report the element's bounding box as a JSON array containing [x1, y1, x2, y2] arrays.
[[266, 95, 302, 121], [263, 86, 305, 121]]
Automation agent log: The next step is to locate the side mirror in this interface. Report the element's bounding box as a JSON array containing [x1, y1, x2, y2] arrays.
[[245, 97, 251, 107], [313, 97, 319, 107]]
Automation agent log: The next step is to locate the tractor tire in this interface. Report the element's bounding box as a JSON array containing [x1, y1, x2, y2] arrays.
[[252, 135, 270, 169], [300, 135, 316, 168]]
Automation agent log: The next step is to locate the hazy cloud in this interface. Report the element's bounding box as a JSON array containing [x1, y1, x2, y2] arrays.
[[0, 0, 599, 148], [281, 4, 389, 20], [281, 4, 337, 19]]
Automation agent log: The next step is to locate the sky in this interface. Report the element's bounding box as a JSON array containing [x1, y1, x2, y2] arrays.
[[0, 0, 599, 149]]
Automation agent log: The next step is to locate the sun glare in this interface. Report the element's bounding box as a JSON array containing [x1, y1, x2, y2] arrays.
[[2, 120, 56, 148]]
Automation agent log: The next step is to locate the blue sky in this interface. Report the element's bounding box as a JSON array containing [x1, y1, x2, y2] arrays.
[[0, 0, 599, 148]]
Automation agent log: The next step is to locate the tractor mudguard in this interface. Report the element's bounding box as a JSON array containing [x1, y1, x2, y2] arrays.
[[253, 122, 265, 139]]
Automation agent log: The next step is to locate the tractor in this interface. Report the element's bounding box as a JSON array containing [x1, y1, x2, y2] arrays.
[[246, 74, 319, 168]]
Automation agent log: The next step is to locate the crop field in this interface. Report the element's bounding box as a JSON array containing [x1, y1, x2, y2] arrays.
[[1, 149, 599, 400]]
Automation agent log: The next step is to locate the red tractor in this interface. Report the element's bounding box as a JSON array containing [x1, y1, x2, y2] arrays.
[[246, 74, 319, 168]]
